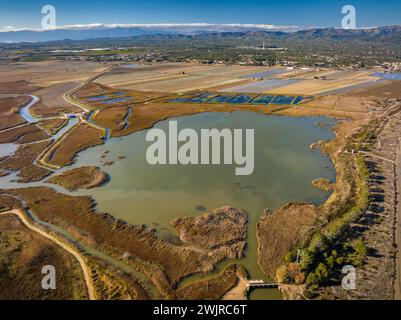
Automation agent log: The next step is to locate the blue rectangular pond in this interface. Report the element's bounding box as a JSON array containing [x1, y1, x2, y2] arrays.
[[87, 95, 111, 101], [208, 95, 235, 103], [228, 95, 253, 104], [271, 96, 295, 105], [371, 72, 401, 80], [103, 97, 132, 104], [250, 95, 275, 105]]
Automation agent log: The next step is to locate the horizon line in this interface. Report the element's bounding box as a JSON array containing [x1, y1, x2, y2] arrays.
[[0, 22, 383, 33]]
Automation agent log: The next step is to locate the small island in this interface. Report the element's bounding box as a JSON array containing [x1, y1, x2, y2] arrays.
[[47, 166, 109, 191]]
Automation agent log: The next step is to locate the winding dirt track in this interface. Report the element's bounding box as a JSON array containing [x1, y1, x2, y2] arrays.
[[0, 209, 96, 300], [0, 66, 120, 300]]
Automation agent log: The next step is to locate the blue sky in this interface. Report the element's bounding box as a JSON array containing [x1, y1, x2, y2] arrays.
[[1, 0, 400, 30]]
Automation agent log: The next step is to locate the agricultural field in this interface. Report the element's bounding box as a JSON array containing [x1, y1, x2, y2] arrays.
[[96, 63, 286, 93], [95, 63, 383, 97], [0, 61, 111, 90], [0, 61, 113, 117]]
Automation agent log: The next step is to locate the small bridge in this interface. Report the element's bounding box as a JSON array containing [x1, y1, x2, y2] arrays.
[[246, 280, 279, 290]]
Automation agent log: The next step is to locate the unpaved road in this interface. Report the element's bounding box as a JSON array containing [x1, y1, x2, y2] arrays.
[[0, 209, 96, 300], [395, 135, 401, 300]]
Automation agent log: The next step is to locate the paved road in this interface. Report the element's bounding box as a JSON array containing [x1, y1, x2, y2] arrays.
[[0, 209, 96, 300]]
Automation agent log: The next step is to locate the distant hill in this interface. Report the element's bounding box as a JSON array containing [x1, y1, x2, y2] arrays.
[[0, 24, 401, 43], [1, 24, 400, 44], [0, 27, 168, 43], [291, 26, 401, 41], [1, 24, 400, 66], [0, 24, 301, 43]]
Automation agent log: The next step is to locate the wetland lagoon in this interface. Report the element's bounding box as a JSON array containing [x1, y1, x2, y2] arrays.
[[0, 109, 337, 299], [69, 111, 337, 299]]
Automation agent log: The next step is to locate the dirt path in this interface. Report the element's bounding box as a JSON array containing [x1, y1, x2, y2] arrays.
[[395, 133, 401, 300], [0, 209, 96, 300], [36, 66, 116, 169], [222, 275, 248, 300], [63, 64, 119, 113], [324, 102, 401, 300], [359, 151, 396, 165]]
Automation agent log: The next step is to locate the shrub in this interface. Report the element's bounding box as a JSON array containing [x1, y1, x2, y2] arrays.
[[353, 238, 368, 266], [315, 263, 330, 284], [287, 263, 305, 284], [276, 265, 290, 284], [306, 272, 318, 290]]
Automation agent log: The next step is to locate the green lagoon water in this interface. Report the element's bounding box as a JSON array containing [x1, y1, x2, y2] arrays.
[[71, 111, 336, 298]]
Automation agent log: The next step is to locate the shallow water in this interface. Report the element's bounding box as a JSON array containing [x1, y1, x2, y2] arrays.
[[19, 95, 39, 123], [0, 110, 337, 299], [0, 143, 18, 157], [69, 112, 336, 284]]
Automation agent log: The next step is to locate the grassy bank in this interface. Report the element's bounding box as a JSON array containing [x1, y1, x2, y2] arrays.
[[275, 120, 375, 296]]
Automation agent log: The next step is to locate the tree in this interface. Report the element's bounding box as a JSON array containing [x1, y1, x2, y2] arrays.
[[315, 263, 330, 284]]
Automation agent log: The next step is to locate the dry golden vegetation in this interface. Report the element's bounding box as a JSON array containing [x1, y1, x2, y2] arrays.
[[74, 82, 168, 110], [0, 195, 22, 212], [88, 256, 150, 300], [176, 264, 243, 300], [73, 82, 110, 99], [0, 124, 49, 144], [0, 80, 39, 94], [0, 96, 30, 130], [257, 203, 318, 278], [17, 164, 52, 183], [91, 107, 129, 131], [0, 140, 51, 172], [0, 61, 111, 90], [171, 206, 247, 255], [31, 82, 82, 116], [43, 123, 104, 167], [0, 61, 113, 119], [312, 178, 334, 192], [352, 80, 401, 99], [38, 118, 68, 135], [0, 140, 53, 182], [47, 166, 109, 191], [0, 214, 87, 300], [0, 186, 249, 299]]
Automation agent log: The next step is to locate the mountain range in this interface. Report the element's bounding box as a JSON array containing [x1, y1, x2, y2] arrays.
[[0, 24, 400, 43]]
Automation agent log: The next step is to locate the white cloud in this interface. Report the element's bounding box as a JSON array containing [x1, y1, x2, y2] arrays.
[[0, 26, 25, 32], [0, 23, 310, 33]]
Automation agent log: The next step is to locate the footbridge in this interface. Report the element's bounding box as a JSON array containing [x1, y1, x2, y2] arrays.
[[246, 280, 279, 290]]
